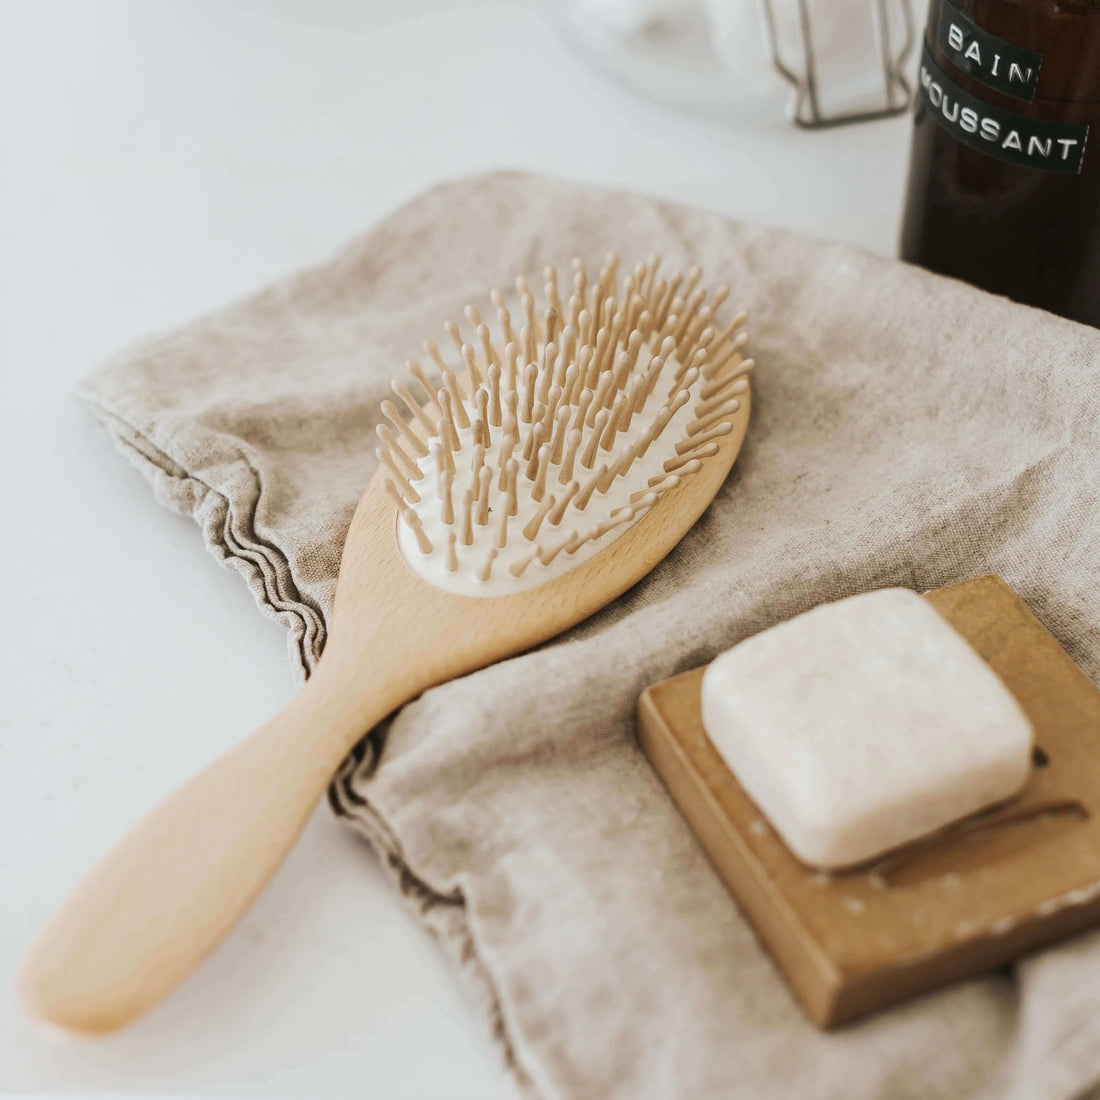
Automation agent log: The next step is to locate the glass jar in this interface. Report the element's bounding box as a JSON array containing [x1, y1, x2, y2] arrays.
[[900, 0, 1100, 327]]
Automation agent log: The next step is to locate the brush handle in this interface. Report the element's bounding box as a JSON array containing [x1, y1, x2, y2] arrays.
[[18, 660, 403, 1034]]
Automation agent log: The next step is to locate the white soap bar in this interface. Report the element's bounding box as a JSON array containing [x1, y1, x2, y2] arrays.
[[701, 589, 1034, 870]]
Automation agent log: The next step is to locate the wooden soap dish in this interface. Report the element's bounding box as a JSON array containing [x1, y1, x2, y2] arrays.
[[637, 575, 1100, 1027]]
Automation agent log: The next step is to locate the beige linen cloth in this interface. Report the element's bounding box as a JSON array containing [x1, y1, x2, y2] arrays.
[[78, 172, 1100, 1100]]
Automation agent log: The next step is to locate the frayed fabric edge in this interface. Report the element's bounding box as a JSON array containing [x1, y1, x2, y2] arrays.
[[77, 389, 553, 1100], [330, 748, 550, 1100], [76, 391, 325, 678]]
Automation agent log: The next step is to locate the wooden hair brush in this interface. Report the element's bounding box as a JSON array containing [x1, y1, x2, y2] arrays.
[[20, 253, 754, 1033]]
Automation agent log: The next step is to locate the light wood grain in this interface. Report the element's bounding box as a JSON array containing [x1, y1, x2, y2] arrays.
[[18, 259, 752, 1034]]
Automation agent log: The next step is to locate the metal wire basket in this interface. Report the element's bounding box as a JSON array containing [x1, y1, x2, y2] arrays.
[[552, 0, 918, 130], [761, 0, 915, 127]]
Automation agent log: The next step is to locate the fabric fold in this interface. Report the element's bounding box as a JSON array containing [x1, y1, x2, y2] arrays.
[[79, 170, 1100, 1100]]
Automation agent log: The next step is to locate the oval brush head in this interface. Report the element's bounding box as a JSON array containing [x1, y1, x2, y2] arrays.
[[377, 253, 753, 595]]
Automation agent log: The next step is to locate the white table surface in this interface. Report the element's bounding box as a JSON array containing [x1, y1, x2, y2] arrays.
[[0, 1, 917, 1095]]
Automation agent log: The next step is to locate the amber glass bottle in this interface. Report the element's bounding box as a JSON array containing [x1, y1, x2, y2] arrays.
[[900, 0, 1100, 326]]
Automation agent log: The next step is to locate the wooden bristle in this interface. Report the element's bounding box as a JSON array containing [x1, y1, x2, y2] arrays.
[[461, 343, 482, 390], [472, 416, 489, 450], [576, 463, 607, 510], [600, 395, 625, 450], [666, 447, 714, 472], [471, 442, 485, 488], [476, 466, 492, 525], [561, 363, 580, 409], [540, 385, 562, 441], [499, 306, 515, 350], [498, 418, 518, 490], [590, 370, 614, 424], [559, 428, 582, 484], [532, 444, 551, 503], [697, 374, 749, 411], [582, 409, 609, 469], [537, 529, 575, 567], [487, 365, 502, 426], [382, 400, 428, 458], [427, 441, 445, 484], [634, 474, 679, 502], [441, 374, 469, 430], [423, 340, 448, 373], [445, 320, 464, 356], [509, 548, 539, 578], [377, 447, 420, 504], [524, 420, 545, 473], [505, 459, 519, 516], [592, 506, 637, 541], [549, 482, 579, 524], [688, 400, 741, 436], [571, 388, 594, 434], [478, 325, 496, 373], [729, 356, 756, 382], [392, 379, 436, 436], [407, 362, 443, 418], [433, 437, 454, 481], [439, 470, 454, 525], [475, 388, 491, 439], [522, 318, 536, 366], [664, 458, 701, 481], [477, 547, 497, 582], [521, 363, 538, 423], [550, 405, 571, 464], [461, 488, 474, 546], [668, 365, 700, 402], [538, 343, 557, 404], [706, 330, 750, 379], [494, 504, 510, 549], [675, 420, 734, 454], [384, 480, 432, 554], [376, 424, 421, 481], [437, 399, 458, 451], [523, 494, 556, 542]]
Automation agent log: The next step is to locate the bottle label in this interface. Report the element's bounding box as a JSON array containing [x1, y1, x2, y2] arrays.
[[935, 0, 1041, 101], [919, 45, 1089, 174]]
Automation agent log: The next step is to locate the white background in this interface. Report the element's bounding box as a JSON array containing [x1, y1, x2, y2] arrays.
[[2, 1, 918, 1096]]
